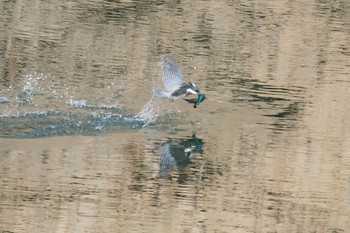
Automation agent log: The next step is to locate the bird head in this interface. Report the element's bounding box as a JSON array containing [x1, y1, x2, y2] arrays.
[[187, 83, 201, 95]]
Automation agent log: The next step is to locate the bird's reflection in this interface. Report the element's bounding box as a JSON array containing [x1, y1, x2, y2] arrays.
[[156, 134, 204, 176]]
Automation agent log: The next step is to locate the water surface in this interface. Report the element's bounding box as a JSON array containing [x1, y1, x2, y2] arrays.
[[1, 0, 350, 232]]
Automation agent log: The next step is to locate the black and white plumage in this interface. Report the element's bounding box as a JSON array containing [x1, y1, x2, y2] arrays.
[[154, 58, 201, 100], [158, 135, 203, 176]]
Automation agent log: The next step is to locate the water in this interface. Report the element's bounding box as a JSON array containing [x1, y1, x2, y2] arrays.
[[1, 0, 350, 232]]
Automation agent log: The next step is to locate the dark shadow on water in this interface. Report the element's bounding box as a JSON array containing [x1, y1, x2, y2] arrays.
[[155, 134, 204, 177]]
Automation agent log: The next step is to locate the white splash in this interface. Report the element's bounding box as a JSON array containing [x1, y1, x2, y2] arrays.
[[135, 94, 160, 127], [0, 97, 10, 103], [70, 99, 88, 108]]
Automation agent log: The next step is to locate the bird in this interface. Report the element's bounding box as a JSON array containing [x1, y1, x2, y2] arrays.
[[154, 58, 201, 100], [157, 135, 203, 176]]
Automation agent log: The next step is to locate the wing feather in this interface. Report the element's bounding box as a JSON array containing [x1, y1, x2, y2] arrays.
[[162, 58, 183, 93]]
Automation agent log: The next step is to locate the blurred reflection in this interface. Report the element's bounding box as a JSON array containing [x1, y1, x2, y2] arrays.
[[156, 135, 204, 176]]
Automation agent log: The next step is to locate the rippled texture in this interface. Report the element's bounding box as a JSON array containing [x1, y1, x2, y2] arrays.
[[1, 0, 350, 232]]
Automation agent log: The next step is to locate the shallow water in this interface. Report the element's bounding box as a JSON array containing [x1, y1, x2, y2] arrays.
[[1, 0, 350, 232]]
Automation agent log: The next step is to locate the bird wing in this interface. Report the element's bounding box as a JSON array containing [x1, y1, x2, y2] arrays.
[[162, 58, 183, 93]]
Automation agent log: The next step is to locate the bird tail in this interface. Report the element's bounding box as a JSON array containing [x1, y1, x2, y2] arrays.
[[153, 88, 172, 99]]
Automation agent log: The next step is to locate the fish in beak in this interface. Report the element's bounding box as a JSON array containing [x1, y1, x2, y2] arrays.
[[184, 94, 207, 108]]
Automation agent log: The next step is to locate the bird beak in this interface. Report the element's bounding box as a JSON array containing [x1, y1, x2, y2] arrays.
[[187, 89, 198, 95]]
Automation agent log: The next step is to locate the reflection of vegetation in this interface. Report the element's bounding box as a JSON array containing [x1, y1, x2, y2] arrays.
[[265, 102, 300, 118], [231, 79, 306, 103], [227, 78, 305, 133], [266, 102, 302, 133]]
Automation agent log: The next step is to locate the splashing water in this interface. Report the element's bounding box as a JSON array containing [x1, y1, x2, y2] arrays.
[[0, 97, 10, 104], [135, 93, 161, 128], [0, 71, 183, 138]]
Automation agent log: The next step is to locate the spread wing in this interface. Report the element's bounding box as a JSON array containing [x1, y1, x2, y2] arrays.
[[162, 58, 183, 93]]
